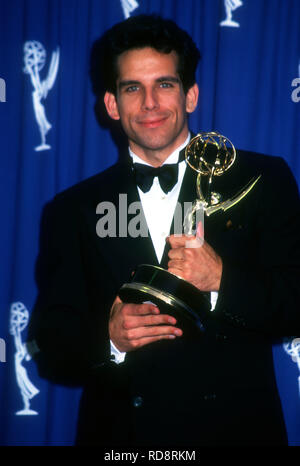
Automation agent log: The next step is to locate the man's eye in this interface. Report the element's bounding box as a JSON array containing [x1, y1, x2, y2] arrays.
[[126, 85, 139, 93], [160, 82, 173, 88]]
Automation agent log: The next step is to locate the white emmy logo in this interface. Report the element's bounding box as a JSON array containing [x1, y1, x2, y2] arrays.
[[9, 302, 39, 415], [283, 338, 300, 397], [120, 0, 139, 19], [23, 41, 60, 151], [220, 0, 243, 28]]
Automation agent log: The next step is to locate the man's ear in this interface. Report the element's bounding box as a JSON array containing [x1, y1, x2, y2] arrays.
[[104, 91, 120, 120], [185, 83, 199, 114]]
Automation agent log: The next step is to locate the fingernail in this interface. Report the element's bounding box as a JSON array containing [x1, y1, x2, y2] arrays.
[[174, 329, 182, 336], [168, 317, 176, 324]]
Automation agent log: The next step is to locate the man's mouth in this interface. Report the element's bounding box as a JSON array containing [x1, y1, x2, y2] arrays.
[[137, 116, 168, 128]]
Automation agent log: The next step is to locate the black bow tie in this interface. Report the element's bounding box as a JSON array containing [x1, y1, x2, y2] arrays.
[[133, 163, 179, 194], [132, 149, 186, 194]]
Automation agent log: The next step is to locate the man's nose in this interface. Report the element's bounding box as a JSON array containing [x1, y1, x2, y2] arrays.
[[142, 88, 159, 111]]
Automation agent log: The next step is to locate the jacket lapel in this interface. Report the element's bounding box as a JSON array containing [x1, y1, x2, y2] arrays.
[[90, 160, 159, 286]]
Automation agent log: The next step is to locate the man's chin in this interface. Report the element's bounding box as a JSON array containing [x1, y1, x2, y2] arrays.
[[132, 134, 181, 154]]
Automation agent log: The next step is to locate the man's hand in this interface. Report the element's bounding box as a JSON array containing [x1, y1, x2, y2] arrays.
[[109, 296, 183, 352], [167, 234, 223, 292]]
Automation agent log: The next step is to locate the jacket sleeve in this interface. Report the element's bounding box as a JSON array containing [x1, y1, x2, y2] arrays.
[[27, 195, 114, 386], [214, 157, 300, 338]]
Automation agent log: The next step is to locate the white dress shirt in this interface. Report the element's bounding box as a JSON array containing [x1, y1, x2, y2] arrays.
[[110, 133, 218, 363]]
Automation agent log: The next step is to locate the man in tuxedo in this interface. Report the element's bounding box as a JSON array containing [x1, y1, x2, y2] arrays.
[[28, 14, 300, 446]]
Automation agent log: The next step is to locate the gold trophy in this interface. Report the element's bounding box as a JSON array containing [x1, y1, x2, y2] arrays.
[[118, 132, 261, 334]]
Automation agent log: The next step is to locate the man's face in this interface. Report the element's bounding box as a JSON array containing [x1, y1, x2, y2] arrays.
[[104, 47, 198, 165]]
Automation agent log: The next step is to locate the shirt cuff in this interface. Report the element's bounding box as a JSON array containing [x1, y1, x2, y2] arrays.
[[210, 291, 219, 311], [110, 339, 126, 364]]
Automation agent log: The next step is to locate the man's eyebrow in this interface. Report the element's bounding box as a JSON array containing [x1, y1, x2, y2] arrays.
[[118, 80, 140, 90], [156, 76, 181, 84]]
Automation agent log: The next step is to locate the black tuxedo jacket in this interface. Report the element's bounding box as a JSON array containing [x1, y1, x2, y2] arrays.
[[28, 148, 300, 446]]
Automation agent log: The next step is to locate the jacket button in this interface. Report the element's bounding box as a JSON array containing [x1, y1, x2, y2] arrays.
[[133, 396, 143, 408], [216, 333, 228, 341], [203, 393, 217, 401]]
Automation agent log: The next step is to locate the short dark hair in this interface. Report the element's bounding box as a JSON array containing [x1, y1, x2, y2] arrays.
[[90, 14, 201, 97]]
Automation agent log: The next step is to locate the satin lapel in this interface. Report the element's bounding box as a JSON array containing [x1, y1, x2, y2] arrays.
[[90, 161, 159, 286]]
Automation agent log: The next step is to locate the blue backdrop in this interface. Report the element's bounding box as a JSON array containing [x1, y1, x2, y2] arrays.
[[0, 0, 299, 446]]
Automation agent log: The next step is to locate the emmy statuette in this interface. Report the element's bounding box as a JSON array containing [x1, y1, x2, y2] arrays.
[[118, 132, 261, 334]]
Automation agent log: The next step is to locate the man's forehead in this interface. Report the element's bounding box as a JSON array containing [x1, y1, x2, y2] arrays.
[[116, 47, 179, 77]]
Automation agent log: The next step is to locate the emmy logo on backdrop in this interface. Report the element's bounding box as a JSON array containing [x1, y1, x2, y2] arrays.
[[9, 302, 39, 415], [23, 41, 60, 151], [283, 338, 300, 397], [120, 0, 139, 19], [220, 0, 243, 28]]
